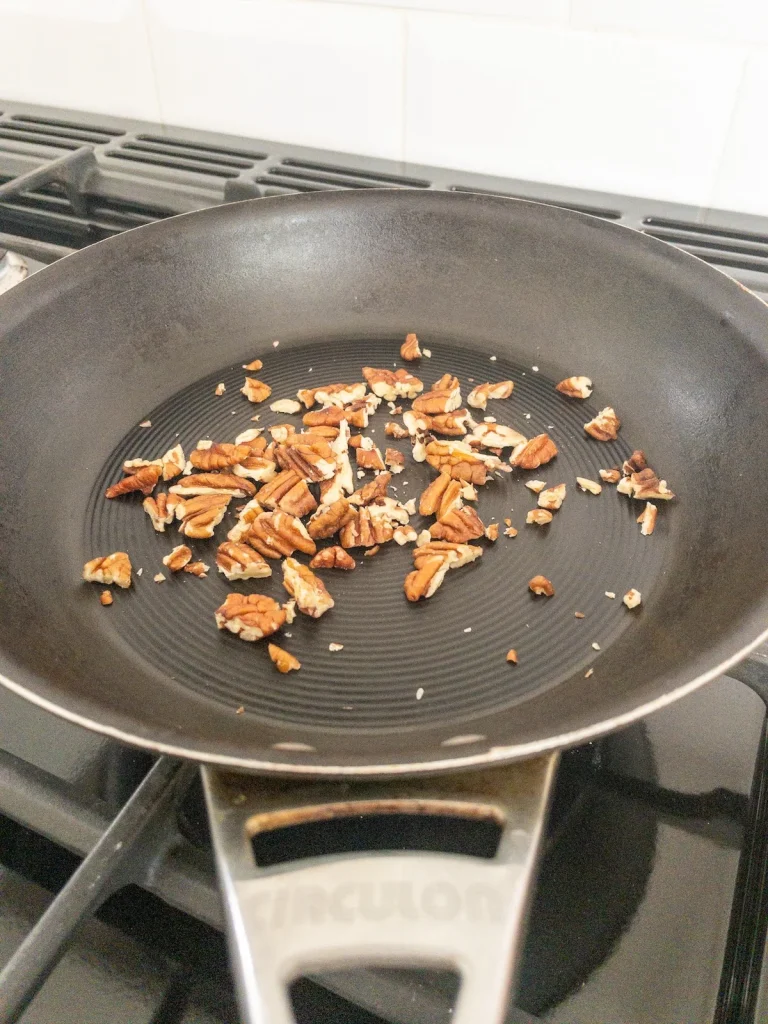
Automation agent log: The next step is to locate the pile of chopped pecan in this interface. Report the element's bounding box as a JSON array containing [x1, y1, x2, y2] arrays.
[[84, 335, 676, 672]]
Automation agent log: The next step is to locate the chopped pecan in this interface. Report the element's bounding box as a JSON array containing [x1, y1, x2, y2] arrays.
[[163, 544, 192, 572], [467, 381, 514, 410], [637, 502, 658, 536], [232, 455, 277, 483], [319, 422, 354, 504], [401, 332, 422, 360], [176, 494, 231, 539], [385, 421, 410, 440], [504, 524, 518, 537], [99, 590, 113, 606], [355, 438, 386, 472], [189, 442, 252, 472], [429, 506, 486, 543], [227, 498, 263, 542], [470, 422, 526, 448], [301, 383, 366, 409], [384, 448, 405, 473], [161, 444, 185, 480], [349, 472, 391, 506], [362, 366, 424, 401], [526, 509, 553, 525], [599, 468, 622, 484], [242, 358, 263, 371], [364, 545, 380, 557], [268, 643, 301, 673], [577, 477, 602, 494], [510, 434, 558, 470], [338, 499, 408, 548], [424, 439, 502, 485], [83, 552, 132, 589], [525, 480, 547, 493], [348, 435, 363, 450], [584, 407, 620, 441], [405, 542, 482, 601], [235, 428, 267, 451], [310, 546, 356, 570], [282, 557, 335, 618], [622, 450, 647, 474], [538, 483, 566, 510], [214, 593, 286, 641], [624, 467, 675, 501], [143, 492, 178, 532], [412, 375, 461, 415], [215, 383, 226, 396], [106, 464, 161, 499], [418, 472, 463, 517], [270, 398, 302, 415], [426, 410, 471, 436], [170, 473, 255, 498], [183, 561, 209, 577], [485, 523, 499, 541], [393, 525, 418, 545], [269, 424, 296, 444], [529, 575, 554, 597], [241, 377, 272, 404], [123, 457, 162, 475], [246, 510, 317, 559], [307, 498, 355, 539], [303, 401, 370, 429], [623, 588, 642, 609], [555, 376, 592, 399], [216, 541, 272, 580], [506, 649, 518, 664]]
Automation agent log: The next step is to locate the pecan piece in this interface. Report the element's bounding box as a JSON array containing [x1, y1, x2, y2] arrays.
[[257, 470, 317, 517], [404, 541, 482, 601], [83, 552, 132, 589], [393, 525, 418, 545], [385, 421, 410, 440], [241, 377, 272, 404], [384, 448, 405, 473], [419, 472, 463, 518], [556, 376, 592, 399], [525, 480, 547, 493], [189, 442, 253, 472], [268, 643, 301, 673], [470, 423, 527, 448], [526, 509, 553, 525], [170, 473, 255, 498], [355, 438, 386, 472], [510, 434, 558, 470], [312, 383, 368, 409], [270, 398, 302, 415], [214, 593, 286, 641], [243, 358, 263, 371], [485, 523, 499, 541], [622, 450, 647, 474], [624, 467, 675, 501], [529, 575, 555, 597], [576, 477, 602, 494], [623, 588, 642, 609], [143, 492, 178, 532], [362, 366, 424, 401], [163, 544, 192, 572], [319, 422, 355, 504], [307, 498, 355, 539], [227, 498, 263, 543], [506, 649, 518, 664], [161, 444, 185, 480], [401, 332, 422, 360], [424, 439, 502, 485], [426, 409, 472, 436], [99, 590, 113, 607], [467, 381, 514, 410], [183, 561, 209, 577], [246, 510, 317, 559], [310, 546, 356, 570], [412, 375, 462, 415], [106, 464, 161, 499], [282, 557, 335, 618], [637, 502, 658, 536], [599, 468, 622, 483], [216, 541, 272, 580], [350, 472, 391, 507], [274, 436, 336, 482], [430, 506, 485, 543], [175, 494, 231, 539], [232, 456, 277, 483], [584, 407, 620, 441], [303, 402, 370, 429], [538, 483, 566, 511]]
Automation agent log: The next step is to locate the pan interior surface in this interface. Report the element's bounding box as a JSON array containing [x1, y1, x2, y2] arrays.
[[87, 338, 667, 731], [0, 189, 767, 773]]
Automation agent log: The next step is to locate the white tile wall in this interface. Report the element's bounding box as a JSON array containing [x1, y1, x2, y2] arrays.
[[0, 0, 160, 122], [1, 0, 768, 215]]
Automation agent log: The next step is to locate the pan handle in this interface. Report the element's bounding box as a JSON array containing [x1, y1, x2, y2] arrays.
[[202, 753, 558, 1024]]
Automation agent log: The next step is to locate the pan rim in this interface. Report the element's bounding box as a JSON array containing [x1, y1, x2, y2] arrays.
[[2, 187, 768, 776]]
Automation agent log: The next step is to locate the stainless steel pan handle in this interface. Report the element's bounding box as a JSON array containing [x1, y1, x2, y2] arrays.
[[202, 754, 558, 1024]]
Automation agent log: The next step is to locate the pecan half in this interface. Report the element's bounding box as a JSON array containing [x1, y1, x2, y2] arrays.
[[83, 552, 132, 589], [355, 438, 386, 472], [401, 332, 422, 360], [214, 593, 286, 641], [584, 407, 620, 441], [256, 470, 317, 517], [161, 444, 185, 480], [384, 448, 405, 473], [241, 377, 272, 404], [555, 376, 592, 399], [227, 498, 263, 542], [599, 468, 622, 484], [339, 499, 408, 549], [246, 510, 317, 559], [385, 421, 410, 439], [232, 455, 277, 483], [275, 436, 336, 481], [216, 541, 272, 580], [106, 464, 161, 499], [430, 506, 486, 543], [529, 575, 555, 597], [538, 483, 566, 510], [362, 366, 424, 401], [510, 434, 558, 470], [268, 643, 301, 673], [412, 375, 461, 415], [424, 439, 502, 485], [467, 381, 514, 410], [143, 492, 178, 532], [576, 477, 602, 495], [163, 544, 192, 572], [170, 473, 255, 498], [282, 557, 335, 618], [349, 472, 391, 506], [176, 494, 231, 538], [303, 402, 370, 429], [526, 509, 553, 525], [307, 498, 355, 539], [189, 442, 253, 471], [469, 423, 527, 448], [310, 546, 356, 570], [637, 502, 658, 536], [419, 472, 463, 517]]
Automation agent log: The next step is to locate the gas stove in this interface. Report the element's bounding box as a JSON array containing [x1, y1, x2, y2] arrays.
[[2, 100, 768, 1024]]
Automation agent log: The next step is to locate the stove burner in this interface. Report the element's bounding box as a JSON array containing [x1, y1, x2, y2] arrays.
[[0, 249, 29, 295]]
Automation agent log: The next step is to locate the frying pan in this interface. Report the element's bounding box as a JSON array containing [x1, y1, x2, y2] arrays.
[[1, 189, 768, 1023]]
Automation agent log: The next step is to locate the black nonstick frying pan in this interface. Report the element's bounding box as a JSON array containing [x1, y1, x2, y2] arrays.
[[1, 189, 767, 1023]]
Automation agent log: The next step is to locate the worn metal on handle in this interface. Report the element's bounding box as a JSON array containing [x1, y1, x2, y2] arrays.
[[203, 754, 558, 1024]]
